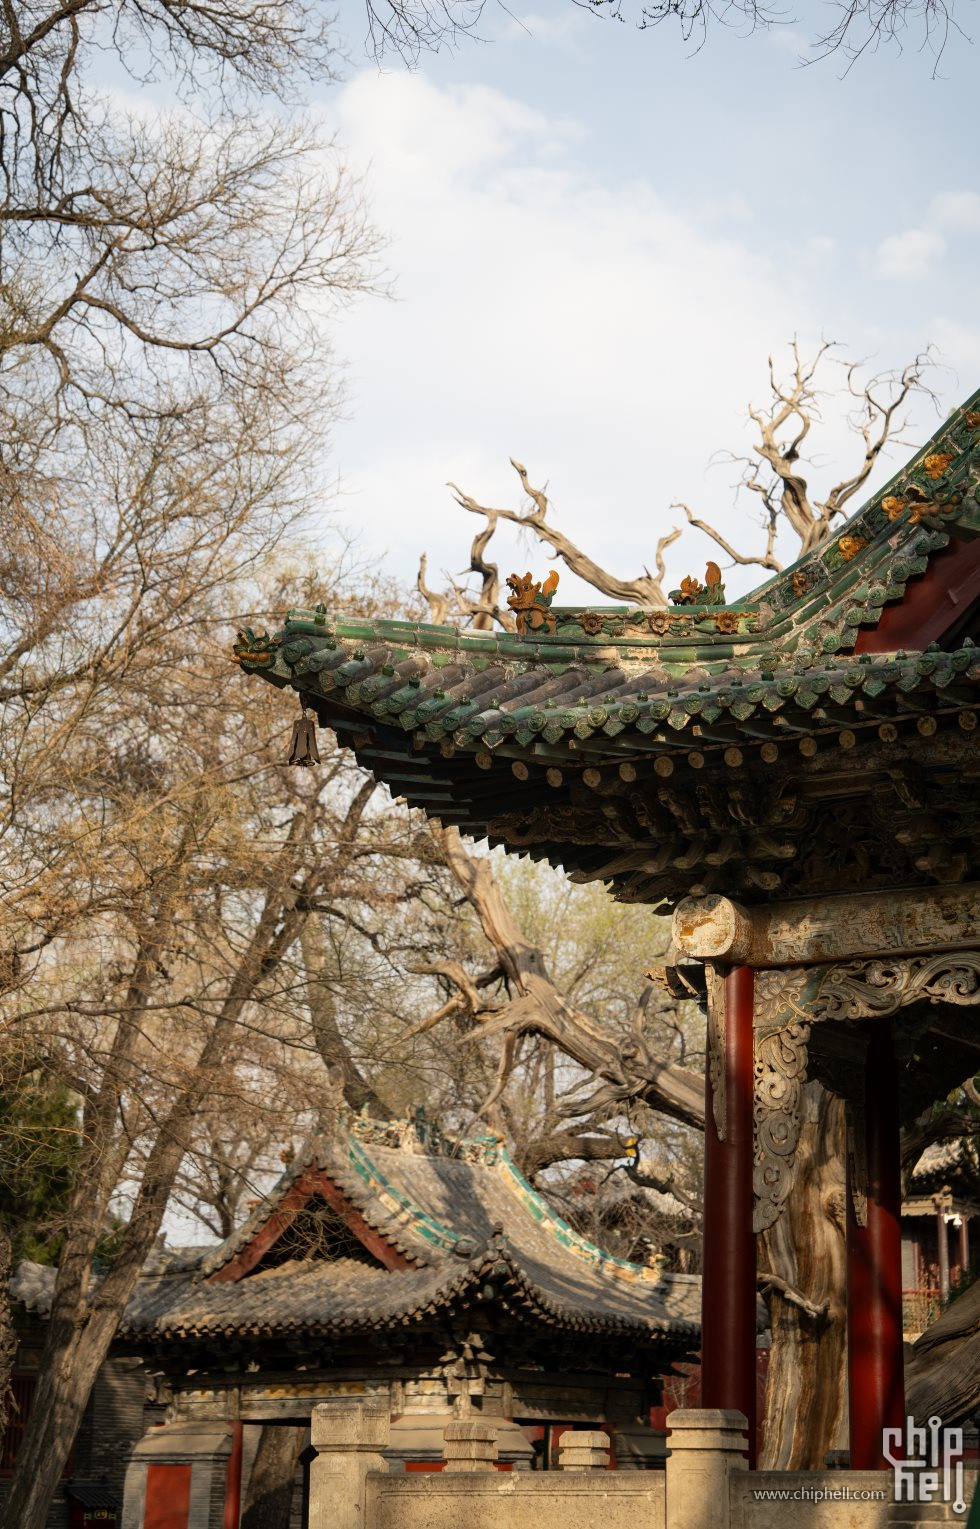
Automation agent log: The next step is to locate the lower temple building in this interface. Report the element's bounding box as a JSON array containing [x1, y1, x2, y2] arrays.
[[114, 1110, 700, 1527]]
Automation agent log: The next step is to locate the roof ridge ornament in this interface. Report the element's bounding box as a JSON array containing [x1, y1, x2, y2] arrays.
[[669, 561, 726, 607], [506, 569, 559, 633], [231, 626, 275, 665]]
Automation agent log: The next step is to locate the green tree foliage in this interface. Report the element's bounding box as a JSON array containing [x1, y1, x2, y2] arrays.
[[0, 1079, 80, 1264]]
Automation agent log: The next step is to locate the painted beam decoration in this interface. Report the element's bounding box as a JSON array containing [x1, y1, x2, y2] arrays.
[[672, 883, 980, 967], [234, 387, 980, 909]]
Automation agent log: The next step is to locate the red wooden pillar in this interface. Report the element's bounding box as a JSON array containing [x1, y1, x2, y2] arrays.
[[936, 1195, 951, 1299], [846, 1017, 905, 1469], [701, 965, 756, 1466], [223, 1421, 244, 1529]]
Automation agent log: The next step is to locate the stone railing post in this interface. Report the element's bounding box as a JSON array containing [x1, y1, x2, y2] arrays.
[[558, 1430, 611, 1472], [309, 1400, 389, 1529], [442, 1419, 499, 1472], [665, 1409, 748, 1529]]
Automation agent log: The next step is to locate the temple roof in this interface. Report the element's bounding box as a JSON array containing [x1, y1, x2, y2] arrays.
[[117, 1113, 700, 1354], [904, 1139, 979, 1211], [235, 389, 980, 905], [912, 1139, 972, 1181]]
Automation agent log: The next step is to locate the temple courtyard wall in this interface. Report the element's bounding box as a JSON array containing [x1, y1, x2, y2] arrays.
[[308, 1404, 974, 1529], [118, 1397, 977, 1527]]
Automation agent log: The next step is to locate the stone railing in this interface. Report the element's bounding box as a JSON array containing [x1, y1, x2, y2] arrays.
[[308, 1402, 973, 1529]]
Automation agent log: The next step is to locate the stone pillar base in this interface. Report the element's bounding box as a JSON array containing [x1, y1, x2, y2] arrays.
[[666, 1408, 748, 1529]]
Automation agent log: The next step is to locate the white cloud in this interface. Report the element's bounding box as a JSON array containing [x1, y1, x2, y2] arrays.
[[322, 71, 833, 600], [931, 191, 980, 231], [875, 228, 946, 280], [315, 72, 951, 606], [928, 317, 980, 383]]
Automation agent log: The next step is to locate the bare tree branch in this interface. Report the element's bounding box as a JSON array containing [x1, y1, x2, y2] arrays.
[[721, 341, 938, 561], [416, 825, 706, 1129], [675, 499, 784, 575], [758, 1270, 828, 1321], [447, 459, 681, 609]]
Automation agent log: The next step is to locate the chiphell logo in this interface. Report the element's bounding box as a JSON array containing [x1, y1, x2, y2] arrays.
[[882, 1416, 966, 1515]]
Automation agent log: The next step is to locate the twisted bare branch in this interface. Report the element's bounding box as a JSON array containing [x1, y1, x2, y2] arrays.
[[411, 825, 705, 1129], [675, 341, 938, 572], [447, 459, 681, 610]]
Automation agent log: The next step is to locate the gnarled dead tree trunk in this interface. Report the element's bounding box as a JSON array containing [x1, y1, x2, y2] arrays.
[[757, 1083, 849, 1468], [905, 1275, 980, 1425], [430, 825, 855, 1467], [430, 824, 705, 1129]]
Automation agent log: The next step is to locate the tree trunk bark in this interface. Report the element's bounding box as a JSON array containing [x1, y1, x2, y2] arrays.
[[242, 1425, 306, 1529], [300, 920, 389, 1116], [3, 1283, 145, 1529], [5, 811, 327, 1529], [758, 1081, 848, 1468], [0, 1223, 15, 1451]]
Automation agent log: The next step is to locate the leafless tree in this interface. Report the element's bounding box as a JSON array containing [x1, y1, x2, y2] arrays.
[[677, 341, 937, 572], [0, 0, 383, 1508], [577, 0, 964, 72]]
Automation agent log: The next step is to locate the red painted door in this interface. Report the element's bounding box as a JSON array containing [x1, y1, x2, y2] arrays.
[[145, 1463, 192, 1529]]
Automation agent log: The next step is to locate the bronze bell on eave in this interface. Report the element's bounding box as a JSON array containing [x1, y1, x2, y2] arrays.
[[286, 714, 320, 767]]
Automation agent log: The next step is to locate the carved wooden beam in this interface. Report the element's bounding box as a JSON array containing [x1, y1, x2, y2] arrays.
[[673, 884, 980, 968], [752, 969, 812, 1233], [750, 949, 980, 1234]]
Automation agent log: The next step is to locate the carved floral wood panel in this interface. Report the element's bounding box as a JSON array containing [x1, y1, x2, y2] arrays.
[[750, 952, 980, 1232]]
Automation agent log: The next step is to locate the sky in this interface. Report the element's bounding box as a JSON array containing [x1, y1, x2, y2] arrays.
[[295, 0, 980, 604]]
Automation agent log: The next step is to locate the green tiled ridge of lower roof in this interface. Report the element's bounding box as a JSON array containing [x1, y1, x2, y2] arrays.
[[204, 1111, 674, 1289], [342, 1131, 461, 1255]]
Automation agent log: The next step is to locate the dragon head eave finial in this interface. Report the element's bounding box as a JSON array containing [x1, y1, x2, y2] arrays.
[[231, 626, 277, 665]]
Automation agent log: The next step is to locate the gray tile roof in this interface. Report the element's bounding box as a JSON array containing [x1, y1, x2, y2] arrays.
[[121, 1115, 700, 1350], [121, 1245, 699, 1344], [912, 1139, 971, 1179]]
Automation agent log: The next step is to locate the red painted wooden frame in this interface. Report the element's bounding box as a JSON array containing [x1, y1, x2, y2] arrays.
[[855, 534, 980, 654], [208, 1165, 416, 1282]]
